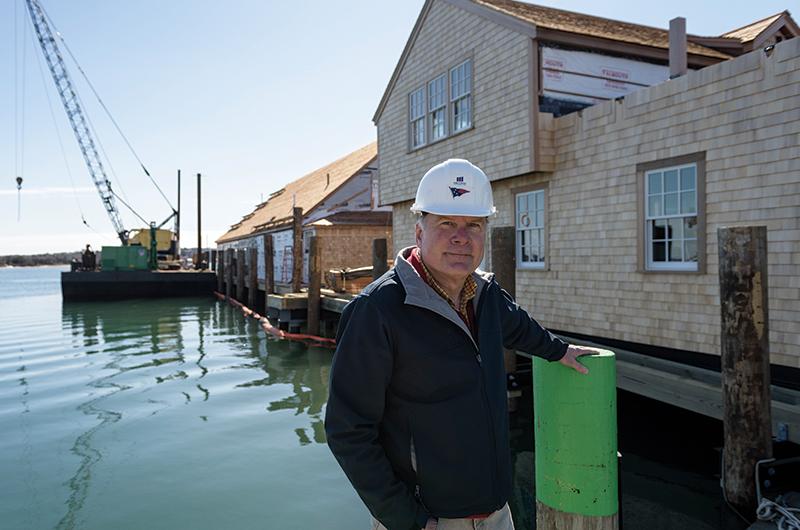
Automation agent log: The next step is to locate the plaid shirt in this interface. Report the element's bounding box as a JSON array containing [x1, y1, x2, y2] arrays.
[[408, 248, 478, 337]]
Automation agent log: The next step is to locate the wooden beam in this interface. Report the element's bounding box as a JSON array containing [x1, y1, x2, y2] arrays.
[[263, 234, 274, 317], [224, 248, 233, 298], [372, 238, 388, 280], [248, 246, 258, 308], [718, 226, 772, 514], [236, 248, 245, 301], [492, 226, 517, 377], [292, 207, 303, 293], [216, 249, 224, 292], [307, 236, 321, 335], [525, 334, 800, 445]]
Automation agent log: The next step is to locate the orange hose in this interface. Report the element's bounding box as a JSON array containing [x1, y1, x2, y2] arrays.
[[213, 291, 336, 347]]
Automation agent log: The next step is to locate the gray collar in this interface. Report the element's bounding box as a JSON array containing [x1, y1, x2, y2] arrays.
[[394, 246, 493, 347]]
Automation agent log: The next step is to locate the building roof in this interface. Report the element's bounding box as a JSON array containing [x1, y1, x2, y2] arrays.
[[722, 12, 786, 42], [216, 142, 377, 244], [374, 0, 744, 123], [474, 0, 730, 59]]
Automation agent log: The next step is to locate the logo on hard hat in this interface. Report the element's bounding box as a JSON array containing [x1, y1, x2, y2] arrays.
[[449, 187, 470, 198]]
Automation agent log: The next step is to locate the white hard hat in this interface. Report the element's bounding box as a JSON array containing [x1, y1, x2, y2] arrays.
[[410, 159, 496, 217]]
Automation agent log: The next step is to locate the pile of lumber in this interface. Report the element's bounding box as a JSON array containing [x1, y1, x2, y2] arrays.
[[325, 266, 373, 294]]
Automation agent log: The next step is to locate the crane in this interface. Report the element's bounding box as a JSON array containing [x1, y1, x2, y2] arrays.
[[25, 0, 128, 245]]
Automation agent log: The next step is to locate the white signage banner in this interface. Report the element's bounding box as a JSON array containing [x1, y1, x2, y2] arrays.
[[272, 229, 293, 283], [541, 46, 669, 101]]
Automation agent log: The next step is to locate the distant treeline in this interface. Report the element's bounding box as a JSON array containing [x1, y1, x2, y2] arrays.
[[0, 252, 81, 267]]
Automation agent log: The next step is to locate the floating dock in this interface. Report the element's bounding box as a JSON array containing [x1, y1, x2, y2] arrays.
[[61, 270, 217, 301]]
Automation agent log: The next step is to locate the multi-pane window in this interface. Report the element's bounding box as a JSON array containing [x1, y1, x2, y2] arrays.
[[516, 190, 545, 268], [408, 59, 472, 150], [428, 75, 447, 141], [409, 87, 425, 148], [450, 60, 472, 132], [645, 163, 698, 270]]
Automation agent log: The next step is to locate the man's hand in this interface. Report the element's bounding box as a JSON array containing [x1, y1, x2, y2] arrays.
[[423, 518, 438, 530], [558, 345, 603, 374]]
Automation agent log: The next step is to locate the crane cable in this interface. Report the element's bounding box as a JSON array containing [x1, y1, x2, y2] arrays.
[[29, 17, 90, 230], [14, 1, 28, 221], [109, 190, 150, 227], [39, 3, 176, 212]]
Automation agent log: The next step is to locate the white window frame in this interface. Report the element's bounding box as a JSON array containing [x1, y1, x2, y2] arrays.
[[450, 59, 472, 133], [409, 87, 426, 149], [428, 74, 447, 142], [515, 189, 546, 270], [645, 162, 699, 271]]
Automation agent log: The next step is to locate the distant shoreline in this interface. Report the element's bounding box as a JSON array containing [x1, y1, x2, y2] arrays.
[[0, 252, 80, 268], [1, 263, 70, 268]]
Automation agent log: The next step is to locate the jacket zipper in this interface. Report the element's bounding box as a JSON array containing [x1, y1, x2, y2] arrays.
[[473, 280, 500, 506]]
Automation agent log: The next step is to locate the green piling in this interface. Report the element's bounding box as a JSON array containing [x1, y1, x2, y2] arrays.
[[534, 349, 619, 529]]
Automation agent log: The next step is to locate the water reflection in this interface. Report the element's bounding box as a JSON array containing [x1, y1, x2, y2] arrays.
[[58, 300, 212, 529], [260, 345, 330, 446], [62, 300, 333, 457]]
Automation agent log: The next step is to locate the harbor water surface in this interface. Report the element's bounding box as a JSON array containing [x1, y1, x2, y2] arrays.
[[1, 266, 726, 529]]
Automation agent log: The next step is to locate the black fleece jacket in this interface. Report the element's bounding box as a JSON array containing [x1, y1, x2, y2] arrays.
[[325, 251, 568, 530]]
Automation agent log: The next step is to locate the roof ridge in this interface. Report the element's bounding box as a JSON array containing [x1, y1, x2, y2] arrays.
[[476, 0, 682, 36], [282, 141, 377, 195], [721, 11, 786, 37], [473, 0, 729, 58], [216, 141, 377, 244]]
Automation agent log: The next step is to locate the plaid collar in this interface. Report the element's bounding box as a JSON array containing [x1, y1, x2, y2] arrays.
[[409, 247, 477, 316]]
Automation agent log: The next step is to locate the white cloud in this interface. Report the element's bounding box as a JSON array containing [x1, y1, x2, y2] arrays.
[[0, 228, 228, 255], [0, 187, 96, 197]]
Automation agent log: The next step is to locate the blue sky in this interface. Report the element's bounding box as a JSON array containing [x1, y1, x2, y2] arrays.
[[1, 0, 793, 254]]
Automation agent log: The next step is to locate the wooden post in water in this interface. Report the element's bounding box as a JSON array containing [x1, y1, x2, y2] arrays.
[[248, 247, 258, 308], [196, 173, 202, 270], [372, 238, 388, 280], [224, 248, 233, 298], [718, 226, 772, 515], [534, 350, 619, 529], [263, 234, 274, 316], [292, 207, 303, 293], [236, 248, 245, 301], [307, 236, 321, 335], [216, 250, 224, 292], [491, 227, 517, 379]]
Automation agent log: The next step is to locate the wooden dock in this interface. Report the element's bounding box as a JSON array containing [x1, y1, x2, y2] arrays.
[[264, 289, 353, 331], [517, 333, 800, 445]]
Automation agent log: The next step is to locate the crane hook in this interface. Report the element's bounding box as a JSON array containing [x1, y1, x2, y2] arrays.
[[16, 176, 23, 190]]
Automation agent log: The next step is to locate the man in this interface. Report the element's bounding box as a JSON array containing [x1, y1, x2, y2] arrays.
[[325, 159, 599, 530]]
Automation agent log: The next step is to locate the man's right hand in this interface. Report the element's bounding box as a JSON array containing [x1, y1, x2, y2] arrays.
[[423, 518, 438, 530]]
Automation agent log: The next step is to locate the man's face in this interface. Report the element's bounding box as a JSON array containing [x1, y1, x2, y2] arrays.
[[416, 214, 486, 285]]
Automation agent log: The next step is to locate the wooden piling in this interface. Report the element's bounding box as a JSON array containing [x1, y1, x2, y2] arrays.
[[248, 247, 258, 308], [263, 234, 274, 316], [224, 248, 233, 298], [236, 248, 245, 301], [372, 238, 388, 280], [718, 226, 772, 515], [534, 350, 619, 529], [216, 249, 224, 292], [491, 227, 517, 378], [292, 207, 303, 293], [307, 236, 321, 335]]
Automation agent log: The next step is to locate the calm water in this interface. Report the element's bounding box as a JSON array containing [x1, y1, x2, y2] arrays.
[[1, 266, 365, 529], [1, 266, 726, 529]]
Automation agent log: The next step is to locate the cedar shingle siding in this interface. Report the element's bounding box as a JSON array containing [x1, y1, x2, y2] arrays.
[[379, 0, 799, 368]]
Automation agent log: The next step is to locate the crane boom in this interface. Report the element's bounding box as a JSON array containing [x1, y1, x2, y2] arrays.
[[25, 0, 128, 245]]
